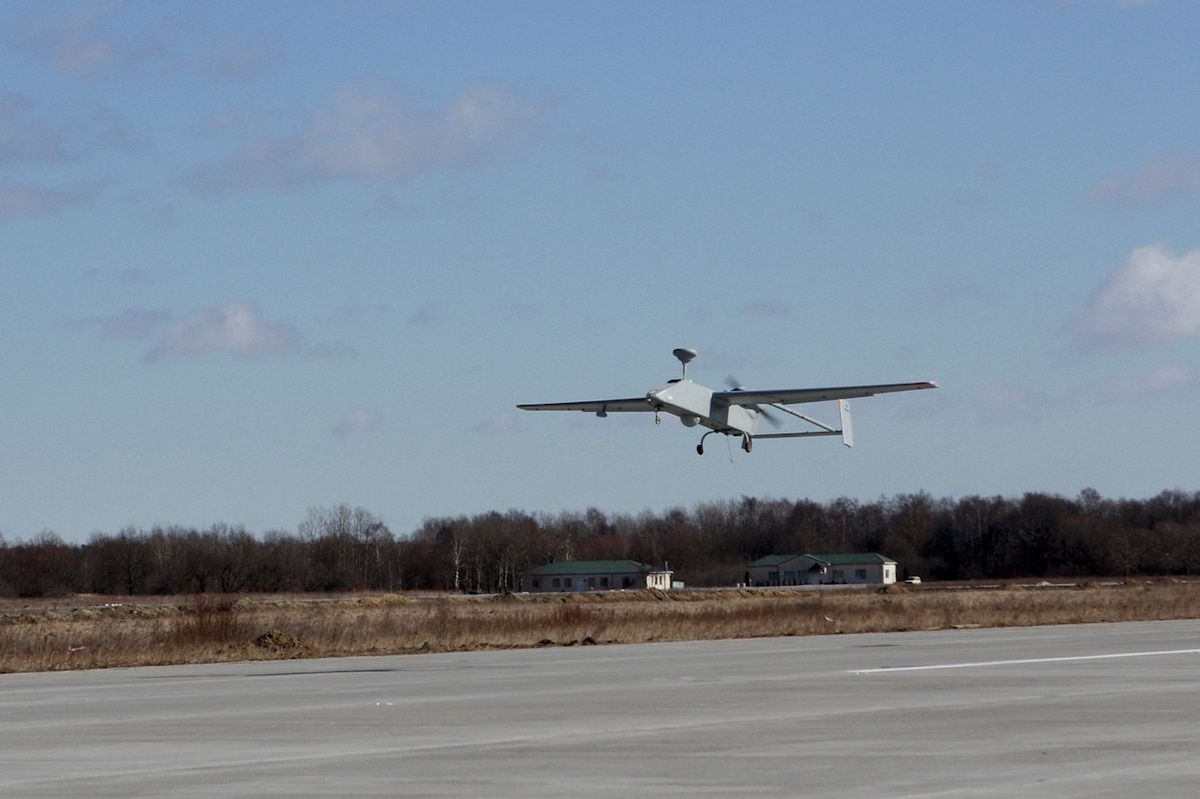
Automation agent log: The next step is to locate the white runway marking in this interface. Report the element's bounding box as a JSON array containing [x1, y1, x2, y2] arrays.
[[852, 648, 1200, 675]]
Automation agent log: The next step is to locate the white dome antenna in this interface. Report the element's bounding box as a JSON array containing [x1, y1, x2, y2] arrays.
[[672, 347, 697, 380]]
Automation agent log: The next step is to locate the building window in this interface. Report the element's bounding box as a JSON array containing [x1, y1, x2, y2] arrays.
[[600, 576, 609, 588], [855, 569, 867, 580], [832, 569, 844, 584], [552, 578, 560, 588], [532, 579, 540, 589]]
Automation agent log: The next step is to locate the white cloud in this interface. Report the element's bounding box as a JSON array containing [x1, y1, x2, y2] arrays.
[[145, 303, 300, 361], [741, 302, 790, 318], [16, 6, 288, 86], [1073, 245, 1200, 349], [83, 306, 170, 340], [303, 341, 357, 360], [332, 407, 384, 437], [1100, 364, 1194, 397], [409, 304, 437, 326], [117, 268, 152, 285], [1091, 155, 1200, 206], [189, 84, 546, 191], [472, 413, 522, 435], [975, 384, 1050, 423], [0, 181, 105, 218], [14, 3, 163, 78], [364, 191, 425, 219], [0, 94, 68, 164], [927, 274, 987, 305], [195, 34, 284, 80], [0, 95, 135, 171], [0, 184, 67, 217]]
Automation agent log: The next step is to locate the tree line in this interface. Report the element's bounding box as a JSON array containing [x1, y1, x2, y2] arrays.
[[2, 489, 1199, 598]]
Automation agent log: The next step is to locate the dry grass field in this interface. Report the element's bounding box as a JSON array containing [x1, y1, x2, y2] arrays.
[[3, 580, 1199, 673]]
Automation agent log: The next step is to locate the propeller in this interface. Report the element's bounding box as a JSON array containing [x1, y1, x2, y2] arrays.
[[725, 375, 782, 428]]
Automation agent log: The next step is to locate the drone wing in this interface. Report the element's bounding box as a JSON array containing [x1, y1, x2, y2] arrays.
[[715, 381, 937, 407], [517, 396, 652, 413]]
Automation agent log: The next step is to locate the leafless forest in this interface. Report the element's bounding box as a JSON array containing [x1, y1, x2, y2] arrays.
[[3, 489, 1200, 598]]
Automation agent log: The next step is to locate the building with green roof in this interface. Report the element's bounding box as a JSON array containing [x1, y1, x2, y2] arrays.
[[746, 553, 897, 587], [523, 559, 673, 593]]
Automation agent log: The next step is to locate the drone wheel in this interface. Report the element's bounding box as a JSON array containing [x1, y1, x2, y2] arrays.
[[696, 444, 704, 456], [742, 435, 753, 454]]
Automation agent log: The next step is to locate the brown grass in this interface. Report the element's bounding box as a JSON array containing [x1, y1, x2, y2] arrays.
[[3, 581, 1199, 673]]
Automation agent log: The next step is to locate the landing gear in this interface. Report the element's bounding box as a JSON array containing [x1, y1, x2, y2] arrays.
[[696, 430, 719, 456], [697, 430, 754, 456]]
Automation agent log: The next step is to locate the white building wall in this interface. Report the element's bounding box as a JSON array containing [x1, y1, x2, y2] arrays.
[[749, 557, 897, 586], [527, 570, 673, 593]]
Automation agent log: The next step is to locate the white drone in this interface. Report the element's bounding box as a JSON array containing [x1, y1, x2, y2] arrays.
[[518, 347, 937, 455]]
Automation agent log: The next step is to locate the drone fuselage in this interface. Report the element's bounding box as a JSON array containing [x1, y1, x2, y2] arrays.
[[516, 347, 936, 455], [647, 379, 758, 435]]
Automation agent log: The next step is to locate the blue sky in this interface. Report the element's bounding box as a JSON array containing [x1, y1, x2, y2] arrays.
[[3, 1, 1199, 542]]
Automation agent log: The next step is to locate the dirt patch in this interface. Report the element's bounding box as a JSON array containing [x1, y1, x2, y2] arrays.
[[253, 629, 313, 651]]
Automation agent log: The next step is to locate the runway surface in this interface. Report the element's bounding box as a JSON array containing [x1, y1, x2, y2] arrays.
[[3, 620, 1200, 797]]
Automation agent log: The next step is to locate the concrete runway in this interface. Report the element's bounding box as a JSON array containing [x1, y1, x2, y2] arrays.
[[3, 620, 1200, 798]]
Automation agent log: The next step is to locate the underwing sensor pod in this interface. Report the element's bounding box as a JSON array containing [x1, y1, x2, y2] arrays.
[[518, 347, 937, 455]]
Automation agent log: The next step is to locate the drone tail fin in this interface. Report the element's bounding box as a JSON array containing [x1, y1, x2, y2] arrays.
[[839, 400, 854, 448]]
